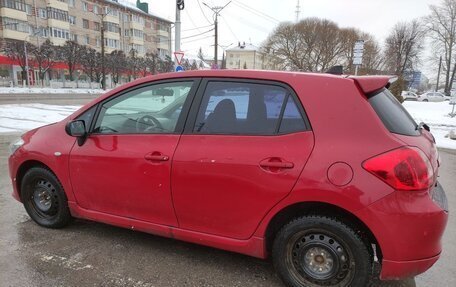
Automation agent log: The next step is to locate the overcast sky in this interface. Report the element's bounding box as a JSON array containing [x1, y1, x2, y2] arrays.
[[136, 0, 442, 77]]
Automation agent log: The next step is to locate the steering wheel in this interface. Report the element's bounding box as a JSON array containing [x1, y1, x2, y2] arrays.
[[136, 115, 163, 132]]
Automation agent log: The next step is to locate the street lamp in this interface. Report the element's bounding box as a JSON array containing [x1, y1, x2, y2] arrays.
[[90, 8, 108, 90]]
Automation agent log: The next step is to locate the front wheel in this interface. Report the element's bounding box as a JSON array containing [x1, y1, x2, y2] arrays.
[[21, 167, 72, 228], [272, 216, 372, 287]]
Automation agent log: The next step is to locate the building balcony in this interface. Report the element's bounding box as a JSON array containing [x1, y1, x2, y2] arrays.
[[46, 0, 68, 11], [128, 21, 143, 30], [129, 36, 143, 45], [106, 14, 119, 24], [157, 29, 169, 37], [157, 41, 169, 50], [105, 31, 120, 40], [0, 7, 27, 21], [48, 18, 70, 30], [1, 29, 28, 41]]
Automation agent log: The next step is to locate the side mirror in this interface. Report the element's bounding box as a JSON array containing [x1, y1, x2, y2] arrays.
[[66, 120, 86, 137], [65, 120, 88, 146]]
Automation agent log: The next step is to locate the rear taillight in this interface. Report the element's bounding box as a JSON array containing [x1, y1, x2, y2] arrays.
[[363, 147, 434, 191]]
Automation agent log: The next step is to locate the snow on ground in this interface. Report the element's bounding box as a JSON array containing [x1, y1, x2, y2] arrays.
[[0, 104, 80, 133], [0, 101, 455, 150], [403, 101, 456, 150], [0, 87, 106, 94]]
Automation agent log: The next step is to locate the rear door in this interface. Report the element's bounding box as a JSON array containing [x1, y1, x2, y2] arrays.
[[171, 79, 314, 240]]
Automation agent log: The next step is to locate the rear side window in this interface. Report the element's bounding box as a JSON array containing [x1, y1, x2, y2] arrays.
[[194, 81, 308, 135], [368, 88, 419, 136]]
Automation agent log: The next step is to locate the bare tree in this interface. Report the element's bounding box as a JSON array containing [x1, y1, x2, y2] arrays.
[[2, 40, 36, 84], [384, 20, 425, 76], [197, 47, 205, 62], [191, 60, 198, 70], [157, 55, 174, 73], [107, 50, 127, 85], [127, 49, 141, 80], [262, 18, 347, 72], [80, 46, 104, 87], [57, 40, 84, 81], [427, 0, 456, 94], [31, 39, 57, 86]]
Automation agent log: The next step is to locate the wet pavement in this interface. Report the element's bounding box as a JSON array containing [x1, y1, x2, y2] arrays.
[[0, 133, 454, 287]]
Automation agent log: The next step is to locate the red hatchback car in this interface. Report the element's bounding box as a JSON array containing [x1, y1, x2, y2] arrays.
[[8, 70, 448, 287]]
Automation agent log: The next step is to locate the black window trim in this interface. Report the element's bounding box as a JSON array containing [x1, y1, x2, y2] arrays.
[[183, 77, 311, 136], [79, 78, 202, 136]]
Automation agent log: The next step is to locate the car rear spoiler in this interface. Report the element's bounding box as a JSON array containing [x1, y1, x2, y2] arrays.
[[349, 76, 397, 94]]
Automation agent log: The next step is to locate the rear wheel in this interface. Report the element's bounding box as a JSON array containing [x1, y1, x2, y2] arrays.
[[21, 167, 72, 228], [423, 99, 429, 102], [272, 216, 372, 287]]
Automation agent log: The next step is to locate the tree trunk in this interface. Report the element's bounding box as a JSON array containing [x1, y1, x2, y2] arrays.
[[449, 61, 456, 95]]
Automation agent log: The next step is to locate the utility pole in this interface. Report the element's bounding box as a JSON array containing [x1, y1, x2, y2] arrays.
[[92, 8, 107, 90], [295, 0, 301, 23], [436, 55, 442, 92], [203, 1, 231, 69], [175, 0, 184, 56]]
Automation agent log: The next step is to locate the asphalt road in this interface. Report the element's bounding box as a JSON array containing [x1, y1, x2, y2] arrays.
[[0, 131, 454, 287]]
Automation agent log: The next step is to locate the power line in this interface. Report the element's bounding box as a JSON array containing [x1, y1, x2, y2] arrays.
[[181, 28, 215, 40], [182, 35, 214, 45], [220, 15, 239, 42], [185, 7, 203, 33], [197, 0, 212, 24], [232, 0, 280, 24], [182, 24, 214, 32]]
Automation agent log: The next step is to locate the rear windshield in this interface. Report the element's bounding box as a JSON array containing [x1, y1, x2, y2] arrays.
[[368, 88, 419, 136]]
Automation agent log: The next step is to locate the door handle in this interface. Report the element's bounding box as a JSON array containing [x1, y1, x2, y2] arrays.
[[145, 152, 169, 162], [259, 158, 294, 171]]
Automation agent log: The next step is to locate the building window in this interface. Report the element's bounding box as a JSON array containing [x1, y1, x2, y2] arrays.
[[39, 8, 47, 19], [25, 4, 32, 15], [93, 21, 100, 31], [130, 28, 143, 38], [68, 0, 75, 7], [105, 38, 119, 49], [49, 27, 70, 40], [69, 15, 76, 25], [96, 37, 100, 47], [2, 17, 30, 33], [82, 2, 87, 11], [71, 34, 78, 42], [85, 35, 90, 45], [105, 7, 118, 17], [0, 0, 26, 11], [83, 19, 89, 29], [46, 7, 69, 22], [104, 21, 119, 33], [93, 5, 98, 14]]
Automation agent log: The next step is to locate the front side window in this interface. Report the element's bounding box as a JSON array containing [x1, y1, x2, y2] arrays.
[[93, 82, 194, 134], [194, 81, 307, 135]]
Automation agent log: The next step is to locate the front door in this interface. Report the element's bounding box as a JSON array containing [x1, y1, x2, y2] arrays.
[[172, 80, 314, 239], [69, 80, 198, 226]]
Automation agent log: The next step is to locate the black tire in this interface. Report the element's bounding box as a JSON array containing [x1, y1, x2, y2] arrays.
[[21, 167, 72, 228], [272, 216, 372, 287], [423, 99, 429, 102]]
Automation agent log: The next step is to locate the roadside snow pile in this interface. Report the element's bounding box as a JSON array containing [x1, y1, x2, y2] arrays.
[[403, 101, 456, 150], [0, 87, 106, 94], [0, 101, 455, 150], [0, 104, 80, 133]]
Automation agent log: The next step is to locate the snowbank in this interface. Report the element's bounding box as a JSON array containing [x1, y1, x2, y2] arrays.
[[403, 101, 456, 150], [0, 87, 106, 94], [0, 101, 455, 150]]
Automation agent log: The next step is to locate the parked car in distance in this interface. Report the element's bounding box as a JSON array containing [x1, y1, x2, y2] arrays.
[[8, 70, 448, 287], [401, 91, 419, 101], [418, 91, 452, 102]]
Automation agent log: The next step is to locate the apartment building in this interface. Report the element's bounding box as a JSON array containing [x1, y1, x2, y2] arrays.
[[225, 42, 279, 70], [0, 0, 172, 57]]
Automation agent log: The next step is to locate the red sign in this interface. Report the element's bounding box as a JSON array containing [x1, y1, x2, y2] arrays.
[[174, 51, 185, 65]]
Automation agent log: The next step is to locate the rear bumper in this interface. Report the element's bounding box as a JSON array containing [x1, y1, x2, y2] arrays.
[[380, 254, 440, 280], [356, 182, 448, 280]]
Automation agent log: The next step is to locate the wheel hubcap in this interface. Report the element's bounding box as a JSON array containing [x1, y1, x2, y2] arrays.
[[30, 179, 58, 216], [303, 246, 335, 278], [289, 232, 352, 285]]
